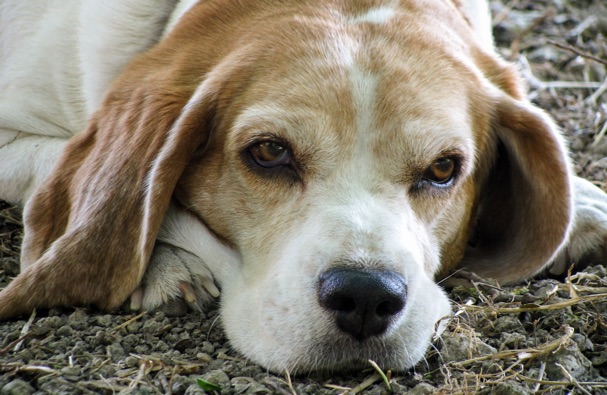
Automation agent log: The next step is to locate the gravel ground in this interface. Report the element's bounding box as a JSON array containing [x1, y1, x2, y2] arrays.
[[2, 1, 607, 394]]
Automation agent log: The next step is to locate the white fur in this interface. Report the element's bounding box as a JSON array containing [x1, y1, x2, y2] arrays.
[[349, 5, 397, 25], [460, 0, 494, 50], [0, 0, 191, 205], [551, 177, 607, 274], [78, 1, 180, 114]]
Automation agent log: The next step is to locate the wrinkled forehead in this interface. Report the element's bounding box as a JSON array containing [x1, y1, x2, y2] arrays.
[[227, 2, 486, 161]]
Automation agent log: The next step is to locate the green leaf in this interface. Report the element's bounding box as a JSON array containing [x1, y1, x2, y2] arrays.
[[197, 378, 222, 392]]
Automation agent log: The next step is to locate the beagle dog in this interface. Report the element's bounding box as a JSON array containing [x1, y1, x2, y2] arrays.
[[1, 0, 607, 373]]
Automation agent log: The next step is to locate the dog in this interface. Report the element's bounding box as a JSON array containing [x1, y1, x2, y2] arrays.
[[1, 0, 607, 373]]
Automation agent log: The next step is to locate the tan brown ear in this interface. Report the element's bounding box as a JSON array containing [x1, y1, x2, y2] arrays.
[[0, 73, 218, 319], [461, 95, 573, 283]]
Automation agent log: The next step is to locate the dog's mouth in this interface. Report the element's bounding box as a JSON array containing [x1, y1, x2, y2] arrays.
[[268, 332, 423, 375]]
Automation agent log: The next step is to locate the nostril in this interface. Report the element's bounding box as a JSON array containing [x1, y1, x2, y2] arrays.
[[318, 267, 407, 341], [376, 298, 404, 316], [323, 293, 356, 313]]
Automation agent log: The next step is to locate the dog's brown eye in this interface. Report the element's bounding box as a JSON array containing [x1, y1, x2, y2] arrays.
[[423, 157, 455, 184], [249, 141, 291, 167]]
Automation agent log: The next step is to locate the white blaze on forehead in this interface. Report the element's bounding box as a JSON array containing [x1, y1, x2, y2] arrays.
[[349, 4, 397, 25], [347, 65, 380, 175], [349, 65, 377, 132]]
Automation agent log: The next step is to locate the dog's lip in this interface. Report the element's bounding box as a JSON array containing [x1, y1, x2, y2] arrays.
[[286, 327, 414, 371], [284, 334, 411, 373]]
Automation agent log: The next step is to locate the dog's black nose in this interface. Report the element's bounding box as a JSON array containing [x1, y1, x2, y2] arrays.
[[318, 267, 407, 341]]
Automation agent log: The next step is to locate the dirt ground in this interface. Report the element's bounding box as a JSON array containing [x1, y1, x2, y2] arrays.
[[1, 0, 607, 394]]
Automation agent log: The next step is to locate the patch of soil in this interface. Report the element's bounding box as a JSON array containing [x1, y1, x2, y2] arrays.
[[2, 1, 607, 394]]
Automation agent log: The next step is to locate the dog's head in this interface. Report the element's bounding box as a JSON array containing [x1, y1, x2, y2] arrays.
[[0, 1, 572, 372]]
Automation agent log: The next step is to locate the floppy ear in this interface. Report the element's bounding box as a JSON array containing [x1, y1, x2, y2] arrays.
[[0, 73, 218, 319], [461, 95, 573, 283]]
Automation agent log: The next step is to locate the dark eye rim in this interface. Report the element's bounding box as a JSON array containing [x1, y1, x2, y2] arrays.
[[416, 154, 463, 190], [242, 138, 301, 181], [248, 140, 291, 168], [423, 157, 456, 185]]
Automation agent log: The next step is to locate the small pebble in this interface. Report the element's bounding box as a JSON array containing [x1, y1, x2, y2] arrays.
[[1, 379, 35, 395], [201, 341, 214, 354], [55, 325, 74, 337], [154, 340, 169, 352], [127, 321, 143, 333], [141, 319, 161, 334], [440, 332, 497, 363], [94, 314, 114, 327], [108, 342, 126, 362], [196, 352, 213, 363], [125, 355, 139, 368], [202, 369, 230, 388]]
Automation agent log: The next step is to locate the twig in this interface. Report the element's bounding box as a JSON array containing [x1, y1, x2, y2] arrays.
[[533, 362, 546, 393], [89, 358, 111, 375], [110, 311, 147, 333], [157, 371, 170, 395], [324, 384, 352, 392], [565, 264, 578, 299], [284, 369, 298, 395], [0, 333, 30, 355], [556, 363, 593, 395], [167, 365, 178, 395], [510, 8, 556, 56], [343, 373, 381, 394], [14, 309, 36, 352], [0, 362, 58, 375], [586, 78, 607, 104], [61, 379, 99, 395], [592, 119, 607, 148], [454, 326, 573, 366], [567, 15, 597, 39], [541, 81, 605, 89], [491, 0, 519, 26], [514, 373, 607, 388], [0, 206, 23, 226], [463, 293, 607, 314], [547, 39, 607, 66], [85, 378, 128, 393], [120, 358, 156, 395]]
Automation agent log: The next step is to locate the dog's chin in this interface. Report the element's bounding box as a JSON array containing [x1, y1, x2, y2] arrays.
[[287, 336, 429, 375], [231, 326, 438, 376]]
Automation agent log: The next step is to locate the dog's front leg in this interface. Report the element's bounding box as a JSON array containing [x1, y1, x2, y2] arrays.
[[127, 201, 240, 316], [550, 176, 607, 276], [128, 242, 220, 316]]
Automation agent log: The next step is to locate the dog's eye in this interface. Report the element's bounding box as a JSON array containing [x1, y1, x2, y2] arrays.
[[423, 157, 455, 185], [249, 141, 291, 167]]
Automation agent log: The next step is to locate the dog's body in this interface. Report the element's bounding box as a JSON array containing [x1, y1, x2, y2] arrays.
[[1, 0, 607, 373]]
